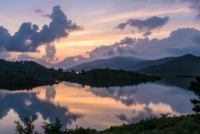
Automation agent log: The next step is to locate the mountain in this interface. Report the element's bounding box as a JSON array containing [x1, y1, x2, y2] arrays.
[[67, 57, 145, 72], [123, 57, 174, 71], [0, 59, 45, 71], [139, 54, 200, 75]]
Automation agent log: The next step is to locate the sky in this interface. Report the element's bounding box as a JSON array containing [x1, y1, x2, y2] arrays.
[[0, 0, 200, 68]]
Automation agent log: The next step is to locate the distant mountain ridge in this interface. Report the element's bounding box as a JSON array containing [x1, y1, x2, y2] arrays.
[[139, 54, 200, 75], [123, 57, 175, 71], [67, 57, 145, 72]]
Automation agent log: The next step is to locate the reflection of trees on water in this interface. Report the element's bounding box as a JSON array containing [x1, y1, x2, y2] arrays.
[[0, 91, 83, 128], [156, 76, 195, 90]]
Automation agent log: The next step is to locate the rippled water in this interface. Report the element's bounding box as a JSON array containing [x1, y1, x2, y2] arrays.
[[0, 76, 197, 133]]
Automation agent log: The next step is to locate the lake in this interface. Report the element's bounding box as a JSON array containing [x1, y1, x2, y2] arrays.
[[0, 76, 197, 133]]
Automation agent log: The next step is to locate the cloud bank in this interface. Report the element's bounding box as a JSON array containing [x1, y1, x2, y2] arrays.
[[0, 5, 83, 52], [87, 28, 200, 60], [87, 37, 137, 60], [115, 16, 169, 36]]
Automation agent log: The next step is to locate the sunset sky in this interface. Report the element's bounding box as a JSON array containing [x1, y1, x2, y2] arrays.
[[0, 0, 200, 67]]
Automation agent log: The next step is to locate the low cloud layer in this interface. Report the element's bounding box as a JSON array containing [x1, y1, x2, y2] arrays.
[[87, 28, 200, 60], [0, 5, 83, 52], [17, 53, 36, 61], [87, 37, 137, 59], [0, 51, 11, 59], [115, 16, 169, 36]]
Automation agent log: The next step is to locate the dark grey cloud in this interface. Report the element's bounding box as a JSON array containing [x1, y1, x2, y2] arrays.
[[87, 37, 137, 59], [131, 30, 135, 34], [88, 28, 200, 60], [116, 113, 131, 123], [35, 9, 44, 13], [0, 26, 10, 52], [142, 31, 152, 37], [193, 35, 200, 44], [119, 37, 136, 45], [0, 5, 83, 52], [115, 16, 169, 36]]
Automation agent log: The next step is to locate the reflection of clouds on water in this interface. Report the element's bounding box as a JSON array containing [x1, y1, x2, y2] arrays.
[[45, 86, 56, 101], [63, 82, 83, 89], [87, 83, 195, 114], [0, 91, 83, 128], [116, 107, 157, 123], [88, 87, 138, 106]]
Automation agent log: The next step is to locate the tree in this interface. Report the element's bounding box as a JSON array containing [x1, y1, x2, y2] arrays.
[[189, 76, 200, 114], [14, 115, 38, 134], [81, 70, 85, 73], [58, 68, 63, 72], [71, 70, 75, 73], [42, 117, 63, 134]]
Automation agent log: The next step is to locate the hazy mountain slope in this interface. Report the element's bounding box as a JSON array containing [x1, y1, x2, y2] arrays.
[[67, 57, 144, 72], [123, 57, 174, 71], [0, 59, 45, 71], [139, 54, 200, 75]]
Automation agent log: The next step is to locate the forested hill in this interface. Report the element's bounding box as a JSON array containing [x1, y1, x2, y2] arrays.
[[139, 54, 200, 75], [123, 57, 174, 71], [0, 59, 45, 71]]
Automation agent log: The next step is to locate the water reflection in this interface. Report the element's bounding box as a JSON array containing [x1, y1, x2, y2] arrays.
[[116, 106, 157, 123], [0, 91, 83, 128], [87, 86, 138, 106], [157, 76, 195, 90], [45, 86, 56, 101], [87, 82, 195, 114], [0, 76, 197, 133]]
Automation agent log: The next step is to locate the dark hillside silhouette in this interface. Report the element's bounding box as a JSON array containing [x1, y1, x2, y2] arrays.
[[139, 54, 200, 75]]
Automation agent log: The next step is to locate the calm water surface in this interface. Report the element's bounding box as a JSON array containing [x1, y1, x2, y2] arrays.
[[0, 76, 197, 133]]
